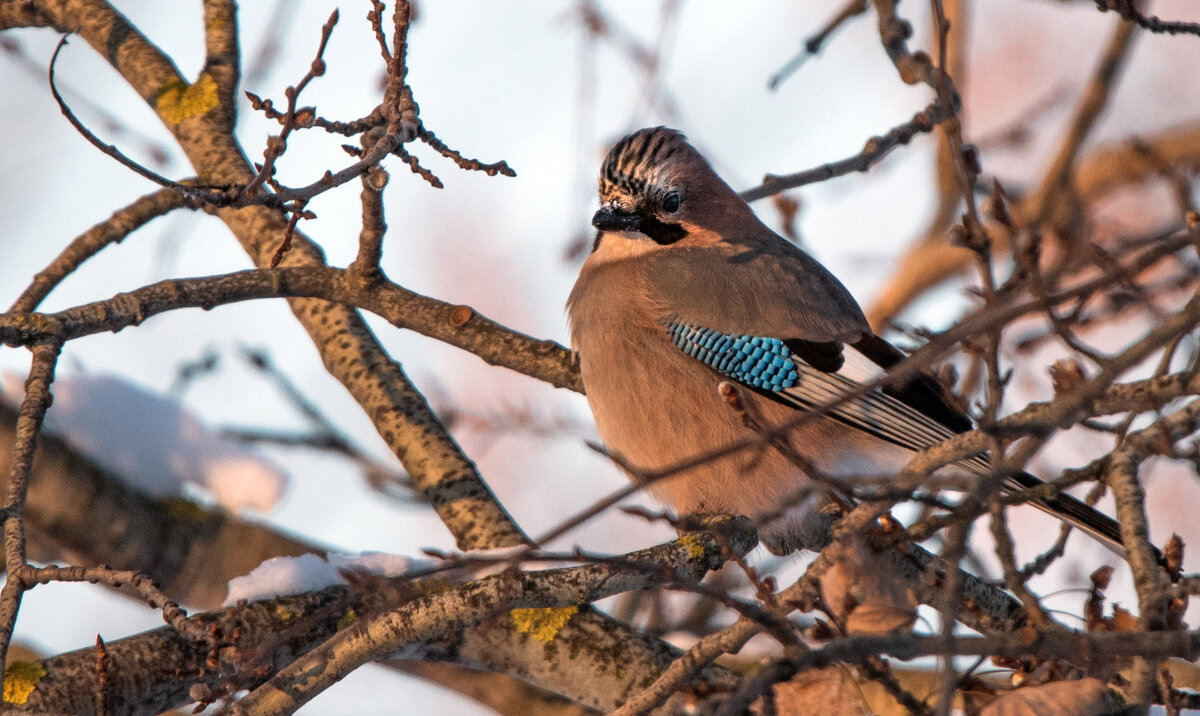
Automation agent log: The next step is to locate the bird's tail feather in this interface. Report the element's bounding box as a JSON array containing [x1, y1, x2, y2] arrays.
[[1003, 470, 1163, 565]]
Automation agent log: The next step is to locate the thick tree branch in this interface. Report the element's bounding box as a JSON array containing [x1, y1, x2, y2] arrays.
[[0, 400, 323, 609], [201, 0, 239, 129], [10, 529, 753, 715]]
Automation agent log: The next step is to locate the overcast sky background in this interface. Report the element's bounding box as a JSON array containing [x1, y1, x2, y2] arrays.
[[3, 1, 1200, 712]]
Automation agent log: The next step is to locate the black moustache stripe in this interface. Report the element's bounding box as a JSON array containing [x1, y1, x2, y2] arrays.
[[590, 217, 687, 252], [638, 216, 687, 245]]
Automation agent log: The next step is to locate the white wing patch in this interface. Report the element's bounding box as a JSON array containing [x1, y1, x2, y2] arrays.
[[774, 345, 986, 471], [835, 343, 888, 384]]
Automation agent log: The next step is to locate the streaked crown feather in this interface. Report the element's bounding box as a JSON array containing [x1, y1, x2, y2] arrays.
[[599, 127, 696, 201]]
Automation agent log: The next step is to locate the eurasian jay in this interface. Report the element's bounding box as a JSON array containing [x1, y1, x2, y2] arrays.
[[568, 126, 1130, 556]]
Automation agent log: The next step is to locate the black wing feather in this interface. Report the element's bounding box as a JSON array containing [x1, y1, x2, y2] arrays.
[[852, 333, 972, 433], [783, 339, 845, 373]]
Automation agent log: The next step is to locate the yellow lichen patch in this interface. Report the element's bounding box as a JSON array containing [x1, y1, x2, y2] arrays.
[[679, 534, 707, 561], [337, 609, 358, 631], [3, 661, 45, 704], [510, 606, 578, 643], [274, 604, 299, 622], [158, 497, 208, 523], [156, 73, 219, 123]]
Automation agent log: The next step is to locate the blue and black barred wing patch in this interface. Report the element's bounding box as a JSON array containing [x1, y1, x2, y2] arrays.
[[666, 323, 799, 390], [664, 322, 985, 466]]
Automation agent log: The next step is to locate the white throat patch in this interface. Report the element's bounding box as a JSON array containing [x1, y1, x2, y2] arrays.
[[590, 230, 661, 264]]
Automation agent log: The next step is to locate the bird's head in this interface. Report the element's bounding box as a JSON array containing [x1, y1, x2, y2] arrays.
[[591, 127, 754, 253]]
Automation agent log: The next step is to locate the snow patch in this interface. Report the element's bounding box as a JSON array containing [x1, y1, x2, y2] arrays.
[[223, 552, 428, 606], [1, 372, 287, 512]]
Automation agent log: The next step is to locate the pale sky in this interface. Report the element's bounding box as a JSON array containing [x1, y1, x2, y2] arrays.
[[2, 1, 1200, 712]]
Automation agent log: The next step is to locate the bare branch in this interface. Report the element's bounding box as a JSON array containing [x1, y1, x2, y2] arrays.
[[201, 0, 239, 127], [232, 527, 755, 715], [0, 340, 62, 666], [9, 187, 190, 313], [1096, 0, 1200, 37], [767, 0, 868, 90], [740, 101, 954, 202]]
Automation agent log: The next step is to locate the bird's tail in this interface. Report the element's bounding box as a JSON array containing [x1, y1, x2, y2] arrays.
[[1003, 470, 1164, 566]]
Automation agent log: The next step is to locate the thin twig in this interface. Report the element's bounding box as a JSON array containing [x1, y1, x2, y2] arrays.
[[1095, 0, 1200, 37], [49, 36, 213, 203], [767, 0, 868, 90], [741, 101, 955, 202], [0, 339, 62, 667]]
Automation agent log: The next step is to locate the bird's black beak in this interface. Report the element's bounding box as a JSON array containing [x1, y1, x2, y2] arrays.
[[592, 206, 643, 233]]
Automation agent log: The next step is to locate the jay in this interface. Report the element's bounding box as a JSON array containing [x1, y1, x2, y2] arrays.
[[568, 126, 1131, 557]]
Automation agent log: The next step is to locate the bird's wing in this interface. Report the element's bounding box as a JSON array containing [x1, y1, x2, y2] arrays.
[[663, 322, 966, 458], [643, 236, 969, 446], [663, 321, 1138, 558], [642, 238, 871, 344]]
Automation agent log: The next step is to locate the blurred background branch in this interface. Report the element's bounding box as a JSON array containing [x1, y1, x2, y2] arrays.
[[1, 0, 1199, 713]]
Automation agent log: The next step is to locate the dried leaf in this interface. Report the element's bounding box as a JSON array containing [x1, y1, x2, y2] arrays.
[[979, 678, 1110, 716], [818, 537, 917, 635], [1165, 533, 1184, 575], [807, 619, 838, 642], [1110, 605, 1138, 632], [845, 604, 917, 636], [1090, 566, 1114, 592], [1085, 566, 1113, 631], [767, 667, 871, 716], [1049, 359, 1086, 396], [1162, 657, 1200, 692], [1018, 625, 1039, 646], [1020, 660, 1066, 687]]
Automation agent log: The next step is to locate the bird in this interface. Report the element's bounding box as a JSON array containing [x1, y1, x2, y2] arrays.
[[567, 126, 1136, 557]]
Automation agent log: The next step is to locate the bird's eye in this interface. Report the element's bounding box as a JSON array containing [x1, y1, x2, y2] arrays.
[[663, 192, 681, 213]]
